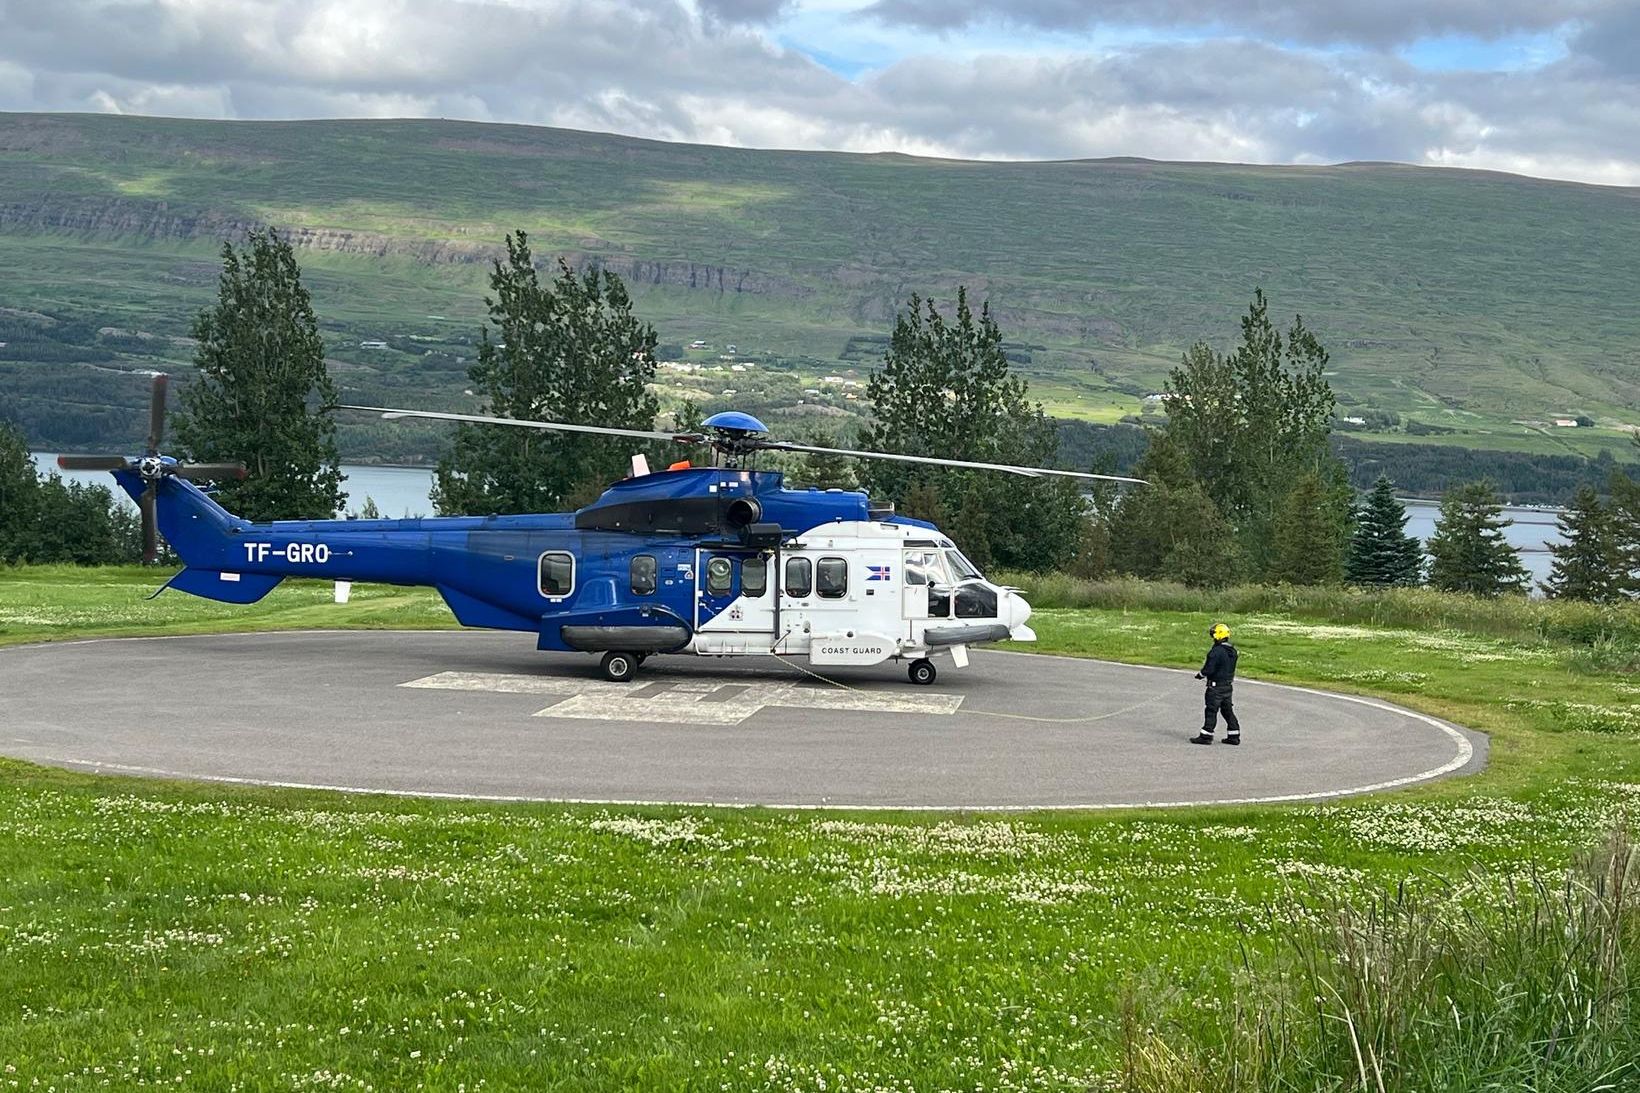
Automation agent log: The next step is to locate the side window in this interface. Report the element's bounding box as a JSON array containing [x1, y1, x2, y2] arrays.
[[742, 556, 767, 598], [784, 556, 812, 597], [539, 551, 575, 598], [905, 555, 927, 586], [630, 554, 656, 596], [816, 557, 848, 599], [706, 556, 735, 596], [904, 551, 938, 586]]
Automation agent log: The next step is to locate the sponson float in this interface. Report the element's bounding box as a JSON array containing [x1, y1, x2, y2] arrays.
[[62, 377, 1143, 685]]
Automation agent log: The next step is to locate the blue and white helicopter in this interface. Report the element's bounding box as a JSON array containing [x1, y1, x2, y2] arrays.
[[62, 375, 1142, 685]]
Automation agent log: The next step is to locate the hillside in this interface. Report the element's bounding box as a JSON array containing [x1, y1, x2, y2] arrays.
[[1, 111, 1637, 463]]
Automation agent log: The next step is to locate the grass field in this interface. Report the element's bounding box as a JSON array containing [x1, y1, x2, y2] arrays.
[[1, 567, 1638, 1089]]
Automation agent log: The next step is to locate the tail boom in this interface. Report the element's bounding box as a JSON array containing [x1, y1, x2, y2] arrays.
[[134, 475, 434, 597]]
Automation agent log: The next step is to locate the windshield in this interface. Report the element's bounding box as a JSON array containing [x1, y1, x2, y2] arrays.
[[905, 550, 950, 586], [946, 549, 983, 581]]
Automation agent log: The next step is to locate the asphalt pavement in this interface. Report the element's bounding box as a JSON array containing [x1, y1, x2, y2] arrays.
[[0, 630, 1486, 808]]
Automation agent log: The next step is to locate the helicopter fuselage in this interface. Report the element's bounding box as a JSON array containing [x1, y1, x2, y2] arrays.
[[120, 464, 1035, 678]]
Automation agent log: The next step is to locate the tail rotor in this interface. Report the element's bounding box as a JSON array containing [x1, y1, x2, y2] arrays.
[[56, 373, 247, 563]]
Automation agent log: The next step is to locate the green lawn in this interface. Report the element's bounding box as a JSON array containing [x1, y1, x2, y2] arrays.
[[1, 567, 1637, 1089]]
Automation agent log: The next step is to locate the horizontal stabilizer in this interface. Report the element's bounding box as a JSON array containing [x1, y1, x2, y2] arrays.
[[162, 567, 285, 605]]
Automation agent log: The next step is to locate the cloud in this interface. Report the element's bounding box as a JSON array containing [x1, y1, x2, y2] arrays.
[[860, 0, 1616, 49], [1570, 3, 1640, 76], [696, 0, 794, 24], [0, 0, 1635, 186]]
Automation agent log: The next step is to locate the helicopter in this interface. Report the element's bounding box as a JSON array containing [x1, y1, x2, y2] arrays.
[[62, 374, 1143, 685]]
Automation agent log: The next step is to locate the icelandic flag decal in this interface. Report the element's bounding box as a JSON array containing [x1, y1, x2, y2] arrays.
[[867, 565, 891, 581]]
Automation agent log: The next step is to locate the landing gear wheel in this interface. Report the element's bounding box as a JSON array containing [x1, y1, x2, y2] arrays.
[[908, 658, 937, 686], [601, 651, 637, 683]]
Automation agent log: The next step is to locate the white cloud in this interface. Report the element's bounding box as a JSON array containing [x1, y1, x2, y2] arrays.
[[0, 0, 1634, 186], [860, 0, 1618, 49]]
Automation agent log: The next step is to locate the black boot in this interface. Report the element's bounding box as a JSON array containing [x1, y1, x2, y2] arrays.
[[1223, 734, 1241, 746], [1189, 732, 1214, 745]]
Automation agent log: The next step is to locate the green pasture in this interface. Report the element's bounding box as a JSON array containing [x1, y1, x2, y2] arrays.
[[5, 113, 1640, 463], [1, 567, 1638, 1088]]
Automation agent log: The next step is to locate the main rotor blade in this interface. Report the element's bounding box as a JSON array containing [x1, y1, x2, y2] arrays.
[[139, 485, 158, 564], [146, 373, 169, 456], [174, 462, 249, 481], [758, 440, 1149, 485], [57, 454, 130, 471], [336, 405, 701, 446]]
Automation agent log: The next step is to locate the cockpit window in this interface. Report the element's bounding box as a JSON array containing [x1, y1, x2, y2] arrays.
[[946, 550, 983, 581], [904, 550, 948, 587], [955, 583, 998, 619]]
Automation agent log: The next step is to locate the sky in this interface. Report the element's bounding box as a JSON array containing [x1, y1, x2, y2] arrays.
[[0, 0, 1636, 186]]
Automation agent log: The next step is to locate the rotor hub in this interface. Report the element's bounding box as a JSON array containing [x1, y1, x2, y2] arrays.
[[137, 455, 165, 479]]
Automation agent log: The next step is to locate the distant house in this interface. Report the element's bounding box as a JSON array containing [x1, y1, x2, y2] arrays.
[[1341, 415, 1366, 426], [1552, 418, 1579, 427], [360, 340, 389, 350]]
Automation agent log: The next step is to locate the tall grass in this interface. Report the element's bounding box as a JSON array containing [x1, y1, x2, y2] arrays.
[[997, 573, 1640, 649], [1119, 830, 1640, 1092]]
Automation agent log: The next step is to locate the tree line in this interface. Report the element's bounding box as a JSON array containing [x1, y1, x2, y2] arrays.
[[11, 227, 1639, 601], [0, 422, 139, 565]]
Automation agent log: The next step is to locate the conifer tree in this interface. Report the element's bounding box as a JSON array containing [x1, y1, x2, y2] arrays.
[[1161, 289, 1340, 575], [1427, 481, 1530, 596], [1543, 484, 1620, 601], [173, 229, 344, 521], [1346, 475, 1424, 586], [1610, 471, 1640, 597], [0, 421, 38, 563], [1107, 434, 1246, 586], [30, 477, 131, 564], [0, 420, 140, 565], [435, 233, 659, 515], [789, 429, 857, 491], [859, 288, 1081, 571], [1270, 469, 1349, 585]]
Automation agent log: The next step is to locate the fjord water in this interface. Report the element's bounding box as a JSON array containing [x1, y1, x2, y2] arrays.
[[33, 452, 437, 518]]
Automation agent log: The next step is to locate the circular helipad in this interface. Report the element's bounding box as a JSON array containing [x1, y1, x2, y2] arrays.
[[1, 631, 1484, 809]]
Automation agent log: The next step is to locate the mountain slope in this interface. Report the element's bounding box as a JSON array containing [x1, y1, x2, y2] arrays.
[[1, 112, 1637, 459]]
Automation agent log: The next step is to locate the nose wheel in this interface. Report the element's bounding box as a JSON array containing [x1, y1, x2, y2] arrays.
[[600, 651, 637, 683], [908, 658, 936, 686]]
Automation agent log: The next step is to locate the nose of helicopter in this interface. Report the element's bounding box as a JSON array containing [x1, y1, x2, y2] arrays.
[[1001, 588, 1035, 641]]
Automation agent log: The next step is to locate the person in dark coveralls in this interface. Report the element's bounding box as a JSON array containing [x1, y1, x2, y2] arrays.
[[1190, 623, 1240, 745]]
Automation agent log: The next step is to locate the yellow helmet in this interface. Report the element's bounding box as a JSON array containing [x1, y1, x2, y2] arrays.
[[1211, 623, 1231, 642]]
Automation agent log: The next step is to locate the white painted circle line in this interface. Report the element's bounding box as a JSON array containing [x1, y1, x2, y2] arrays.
[[27, 735, 1473, 812]]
